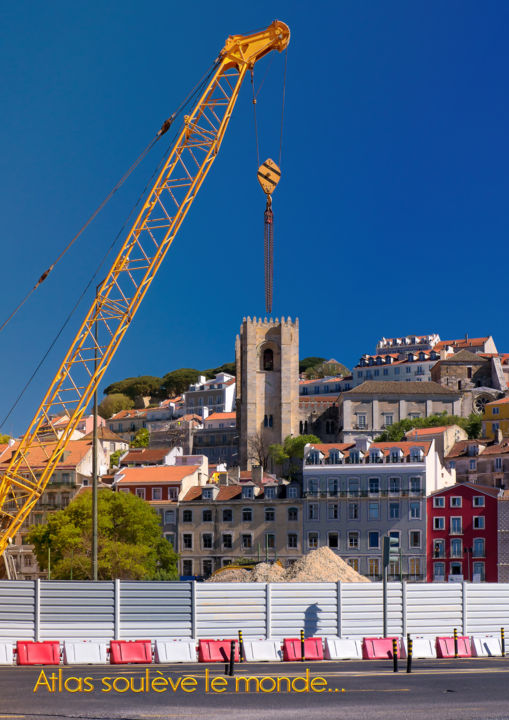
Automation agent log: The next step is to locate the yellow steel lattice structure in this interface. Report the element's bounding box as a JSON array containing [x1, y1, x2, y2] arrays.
[[0, 21, 290, 557]]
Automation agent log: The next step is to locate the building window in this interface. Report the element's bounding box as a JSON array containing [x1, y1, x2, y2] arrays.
[[451, 517, 462, 534], [241, 534, 252, 549], [182, 509, 193, 523], [202, 509, 212, 522], [152, 487, 162, 500], [202, 533, 213, 550], [409, 501, 421, 520], [389, 502, 400, 519], [328, 503, 339, 520], [348, 532, 359, 549], [265, 533, 275, 549], [263, 348, 274, 371], [473, 538, 485, 557], [409, 558, 421, 579], [287, 486, 298, 499], [348, 502, 359, 520], [473, 562, 485, 581], [368, 558, 380, 578], [288, 533, 298, 549], [265, 487, 276, 499], [369, 478, 380, 495], [434, 517, 445, 530], [450, 562, 463, 576], [368, 502, 379, 520], [368, 531, 380, 549], [328, 478, 339, 494], [469, 459, 477, 470], [265, 507, 275, 522], [242, 486, 254, 499], [357, 414, 367, 429], [202, 560, 213, 577], [135, 488, 146, 500], [242, 508, 253, 522], [473, 496, 485, 507], [433, 539, 445, 558], [308, 532, 319, 549], [450, 538, 462, 558], [348, 558, 359, 572], [493, 407, 500, 415], [473, 516, 485, 530], [409, 530, 421, 548], [222, 534, 233, 549], [495, 457, 503, 471], [433, 496, 445, 508], [164, 509, 175, 524], [223, 508, 233, 522], [389, 477, 400, 494], [288, 507, 298, 522], [434, 562, 445, 580], [183, 534, 193, 550], [308, 503, 319, 520], [328, 532, 339, 549], [385, 414, 393, 426], [449, 461, 456, 470], [450, 496, 462, 508], [410, 477, 421, 494], [182, 560, 193, 576], [348, 478, 360, 496]]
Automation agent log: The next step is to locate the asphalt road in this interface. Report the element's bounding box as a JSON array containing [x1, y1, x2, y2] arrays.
[[1, 658, 509, 720]]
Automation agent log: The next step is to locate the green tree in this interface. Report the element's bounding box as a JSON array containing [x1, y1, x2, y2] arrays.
[[109, 449, 123, 468], [374, 413, 482, 442], [0, 434, 10, 444], [160, 368, 200, 397], [27, 490, 178, 580], [104, 376, 163, 401], [299, 357, 326, 374], [202, 362, 236, 379], [131, 428, 149, 448], [98, 393, 134, 420], [269, 434, 320, 478]]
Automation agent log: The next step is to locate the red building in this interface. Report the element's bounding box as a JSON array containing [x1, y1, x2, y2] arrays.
[[427, 482, 500, 582]]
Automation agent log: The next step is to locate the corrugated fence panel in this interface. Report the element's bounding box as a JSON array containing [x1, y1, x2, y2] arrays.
[[406, 583, 463, 635], [270, 583, 338, 638], [196, 583, 266, 638], [40, 581, 114, 640], [0, 581, 35, 640], [341, 583, 403, 638], [466, 584, 509, 635], [120, 582, 192, 639]]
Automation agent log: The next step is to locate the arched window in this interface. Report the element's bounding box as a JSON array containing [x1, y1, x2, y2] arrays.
[[263, 348, 274, 371]]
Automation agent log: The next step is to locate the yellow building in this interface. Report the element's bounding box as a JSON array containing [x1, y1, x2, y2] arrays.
[[483, 397, 509, 439]]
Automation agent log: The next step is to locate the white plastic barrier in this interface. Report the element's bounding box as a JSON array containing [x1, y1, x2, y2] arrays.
[[243, 640, 282, 662], [155, 640, 197, 663], [0, 643, 14, 665], [472, 636, 502, 657], [63, 642, 108, 665], [324, 637, 362, 660], [404, 636, 436, 659]]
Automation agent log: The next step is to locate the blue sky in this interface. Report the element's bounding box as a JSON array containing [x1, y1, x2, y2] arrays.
[[1, 1, 509, 435]]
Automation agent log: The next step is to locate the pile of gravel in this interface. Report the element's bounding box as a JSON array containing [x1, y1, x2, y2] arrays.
[[206, 547, 369, 583]]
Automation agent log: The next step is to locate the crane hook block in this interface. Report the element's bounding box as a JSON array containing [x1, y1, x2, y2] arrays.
[[257, 158, 281, 196]]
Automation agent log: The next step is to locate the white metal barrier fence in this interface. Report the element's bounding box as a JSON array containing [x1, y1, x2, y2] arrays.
[[1, 580, 508, 642]]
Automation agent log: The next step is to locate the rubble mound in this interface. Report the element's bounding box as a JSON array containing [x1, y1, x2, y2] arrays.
[[206, 547, 369, 583]]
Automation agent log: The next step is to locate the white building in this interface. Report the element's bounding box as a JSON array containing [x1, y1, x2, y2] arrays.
[[353, 350, 441, 386], [184, 373, 236, 418]]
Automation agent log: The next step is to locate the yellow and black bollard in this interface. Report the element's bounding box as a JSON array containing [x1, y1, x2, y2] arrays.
[[228, 640, 236, 677], [300, 629, 305, 662], [406, 634, 413, 674], [453, 627, 458, 659], [501, 627, 505, 657], [392, 638, 398, 672], [238, 630, 244, 663]]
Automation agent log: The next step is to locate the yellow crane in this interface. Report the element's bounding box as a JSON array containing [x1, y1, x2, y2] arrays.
[[0, 21, 290, 559]]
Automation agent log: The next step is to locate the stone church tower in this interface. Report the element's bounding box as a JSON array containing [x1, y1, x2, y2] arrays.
[[236, 317, 299, 469]]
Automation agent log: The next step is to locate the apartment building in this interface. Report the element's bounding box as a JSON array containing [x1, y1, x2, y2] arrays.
[[302, 438, 455, 581], [353, 350, 440, 386], [427, 483, 499, 582], [483, 397, 509, 440], [184, 373, 235, 418], [192, 412, 238, 465], [107, 406, 174, 443], [178, 480, 302, 578], [446, 436, 509, 489]]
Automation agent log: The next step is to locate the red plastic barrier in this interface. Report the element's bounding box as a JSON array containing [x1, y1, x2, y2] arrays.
[[109, 640, 152, 664], [436, 636, 471, 658], [16, 641, 60, 666], [282, 638, 324, 661], [362, 637, 403, 660], [198, 640, 240, 663]]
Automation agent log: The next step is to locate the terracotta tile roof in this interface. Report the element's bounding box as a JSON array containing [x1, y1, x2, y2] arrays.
[[180, 414, 203, 422], [217, 486, 242, 501], [205, 412, 236, 421], [406, 426, 453, 436], [485, 396, 509, 406], [110, 409, 148, 420], [342, 381, 459, 396], [299, 376, 343, 385], [429, 482, 501, 498], [435, 338, 490, 351], [368, 441, 432, 458], [115, 465, 199, 485], [433, 349, 486, 364], [0, 439, 92, 469], [82, 426, 126, 442], [299, 396, 338, 403], [120, 447, 172, 464], [181, 486, 203, 501], [446, 440, 486, 459], [310, 443, 355, 458], [480, 440, 509, 455]]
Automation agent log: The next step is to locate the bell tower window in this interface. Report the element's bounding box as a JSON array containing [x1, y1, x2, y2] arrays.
[[263, 348, 274, 371]]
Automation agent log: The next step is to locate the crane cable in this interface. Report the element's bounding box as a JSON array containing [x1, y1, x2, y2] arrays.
[[251, 49, 288, 314], [0, 59, 220, 338]]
